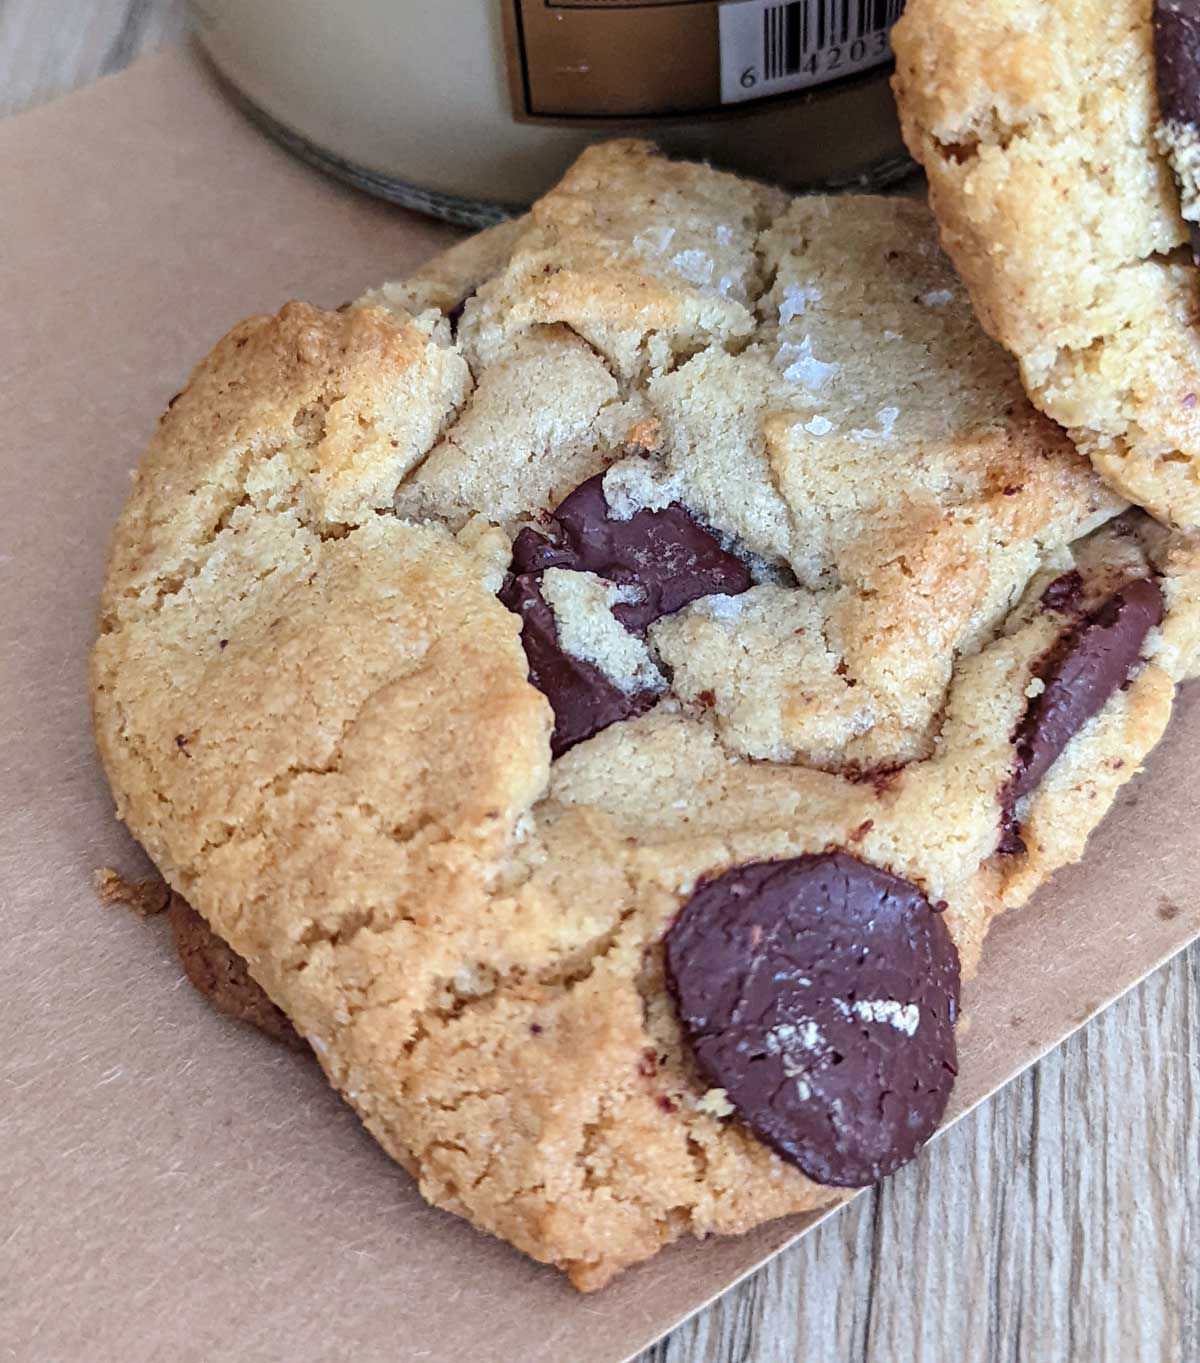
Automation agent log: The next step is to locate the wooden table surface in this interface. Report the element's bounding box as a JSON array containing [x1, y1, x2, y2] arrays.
[[6, 2, 1197, 1359]]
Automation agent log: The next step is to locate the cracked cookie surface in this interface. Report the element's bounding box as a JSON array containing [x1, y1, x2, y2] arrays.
[[92, 140, 1200, 1289], [893, 0, 1200, 529]]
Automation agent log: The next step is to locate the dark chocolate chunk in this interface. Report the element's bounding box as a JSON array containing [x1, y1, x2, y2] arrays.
[[512, 475, 752, 632], [1156, 1, 1200, 128], [510, 526, 574, 575], [996, 810, 1026, 858], [445, 290, 475, 338], [497, 571, 658, 757], [1154, 0, 1200, 258], [1040, 570, 1084, 616], [1011, 577, 1163, 802], [500, 474, 751, 754], [1001, 576, 1164, 847], [665, 852, 960, 1188]]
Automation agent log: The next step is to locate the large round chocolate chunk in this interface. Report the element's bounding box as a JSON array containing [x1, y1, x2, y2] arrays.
[[665, 852, 960, 1188]]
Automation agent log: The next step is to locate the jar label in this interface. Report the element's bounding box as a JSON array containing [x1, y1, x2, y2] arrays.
[[503, 0, 904, 121]]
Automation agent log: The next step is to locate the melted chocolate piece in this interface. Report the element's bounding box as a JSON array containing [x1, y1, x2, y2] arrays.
[[665, 852, 960, 1188], [500, 474, 751, 754], [510, 526, 573, 575], [1154, 1, 1200, 259], [996, 810, 1026, 858], [512, 475, 752, 632], [1156, 2, 1200, 129], [497, 571, 658, 757], [1040, 570, 1084, 615], [1000, 577, 1164, 849], [445, 290, 474, 339]]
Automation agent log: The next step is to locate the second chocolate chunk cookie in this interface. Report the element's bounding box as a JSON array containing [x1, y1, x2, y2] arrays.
[[893, 0, 1200, 528]]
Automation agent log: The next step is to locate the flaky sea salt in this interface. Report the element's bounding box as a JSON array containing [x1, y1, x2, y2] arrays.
[[766, 1018, 824, 1055], [921, 288, 955, 307], [851, 405, 900, 440], [777, 336, 839, 389], [701, 593, 746, 622], [850, 999, 921, 1035], [609, 582, 647, 606], [671, 248, 715, 285], [848, 707, 875, 737], [778, 282, 823, 323], [633, 224, 675, 254]]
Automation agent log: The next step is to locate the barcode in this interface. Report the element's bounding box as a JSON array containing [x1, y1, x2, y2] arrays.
[[761, 0, 903, 81], [719, 0, 904, 104]]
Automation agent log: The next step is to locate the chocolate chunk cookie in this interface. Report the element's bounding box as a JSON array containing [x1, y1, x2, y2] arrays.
[[91, 140, 1200, 1290], [893, 0, 1200, 529]]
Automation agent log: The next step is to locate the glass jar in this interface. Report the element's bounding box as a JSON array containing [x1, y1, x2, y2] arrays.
[[190, 0, 912, 227]]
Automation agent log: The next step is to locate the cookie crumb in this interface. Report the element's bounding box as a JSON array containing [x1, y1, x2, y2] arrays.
[[93, 866, 171, 917], [695, 1087, 735, 1118]]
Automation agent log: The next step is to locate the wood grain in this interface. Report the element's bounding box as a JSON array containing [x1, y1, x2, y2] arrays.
[[4, 4, 1196, 1359]]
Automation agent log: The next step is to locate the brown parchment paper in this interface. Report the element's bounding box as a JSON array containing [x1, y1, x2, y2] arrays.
[[2, 47, 1199, 1363]]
